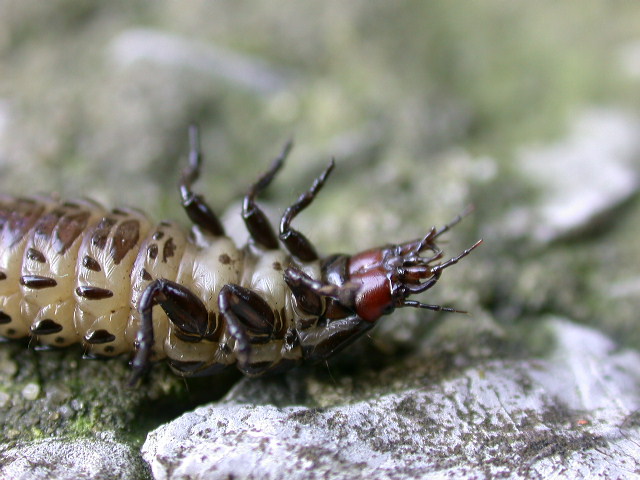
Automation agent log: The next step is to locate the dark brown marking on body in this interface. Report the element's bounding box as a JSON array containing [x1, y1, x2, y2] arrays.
[[31, 319, 63, 335], [0, 311, 11, 324], [147, 244, 158, 260], [1, 198, 47, 247], [218, 253, 231, 265], [6, 328, 16, 335], [55, 336, 65, 344], [27, 248, 46, 263], [104, 346, 115, 353], [85, 329, 116, 344], [62, 201, 80, 208], [82, 256, 101, 272], [111, 219, 140, 264], [159, 221, 172, 227], [54, 211, 91, 254], [91, 217, 117, 249], [0, 271, 7, 281], [162, 237, 176, 262], [34, 209, 64, 240], [152, 230, 164, 240], [75, 286, 114, 300], [111, 208, 129, 216], [20, 275, 57, 289], [141, 268, 152, 281], [272, 261, 282, 271]]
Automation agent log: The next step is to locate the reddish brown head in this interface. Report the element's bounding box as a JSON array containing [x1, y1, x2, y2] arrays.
[[346, 228, 482, 322]]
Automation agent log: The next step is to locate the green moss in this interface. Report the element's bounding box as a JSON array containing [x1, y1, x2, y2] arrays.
[[67, 416, 96, 437]]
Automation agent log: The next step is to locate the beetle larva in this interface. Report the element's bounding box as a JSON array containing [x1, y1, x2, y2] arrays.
[[0, 126, 481, 384]]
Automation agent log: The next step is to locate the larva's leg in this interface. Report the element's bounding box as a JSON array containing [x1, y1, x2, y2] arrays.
[[298, 316, 374, 363], [180, 125, 225, 236], [283, 267, 324, 315], [279, 160, 335, 261], [129, 278, 210, 385], [284, 267, 376, 360], [242, 141, 293, 249], [218, 284, 277, 371], [284, 266, 358, 311]]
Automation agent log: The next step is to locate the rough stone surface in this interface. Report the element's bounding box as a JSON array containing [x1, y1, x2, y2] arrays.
[[510, 109, 640, 243], [142, 319, 640, 480], [0, 434, 150, 480]]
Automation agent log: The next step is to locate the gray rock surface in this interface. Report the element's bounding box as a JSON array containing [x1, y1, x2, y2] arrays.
[[510, 109, 640, 243], [0, 434, 149, 480], [142, 319, 640, 480]]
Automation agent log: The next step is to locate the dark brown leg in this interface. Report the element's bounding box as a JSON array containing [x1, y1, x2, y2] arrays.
[[279, 160, 335, 262], [180, 125, 225, 236], [298, 315, 373, 363], [284, 266, 358, 312], [242, 141, 293, 249], [218, 284, 278, 370], [400, 206, 475, 258], [431, 239, 482, 275], [282, 267, 324, 315], [129, 278, 211, 386], [402, 300, 466, 313], [400, 240, 483, 313]]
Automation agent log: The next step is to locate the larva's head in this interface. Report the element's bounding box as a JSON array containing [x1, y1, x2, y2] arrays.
[[346, 231, 482, 322]]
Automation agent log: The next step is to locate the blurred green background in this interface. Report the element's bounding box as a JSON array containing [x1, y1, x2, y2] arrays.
[[0, 2, 634, 206]]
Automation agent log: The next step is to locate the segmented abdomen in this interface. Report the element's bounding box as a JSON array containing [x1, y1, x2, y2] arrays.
[[0, 195, 194, 358]]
